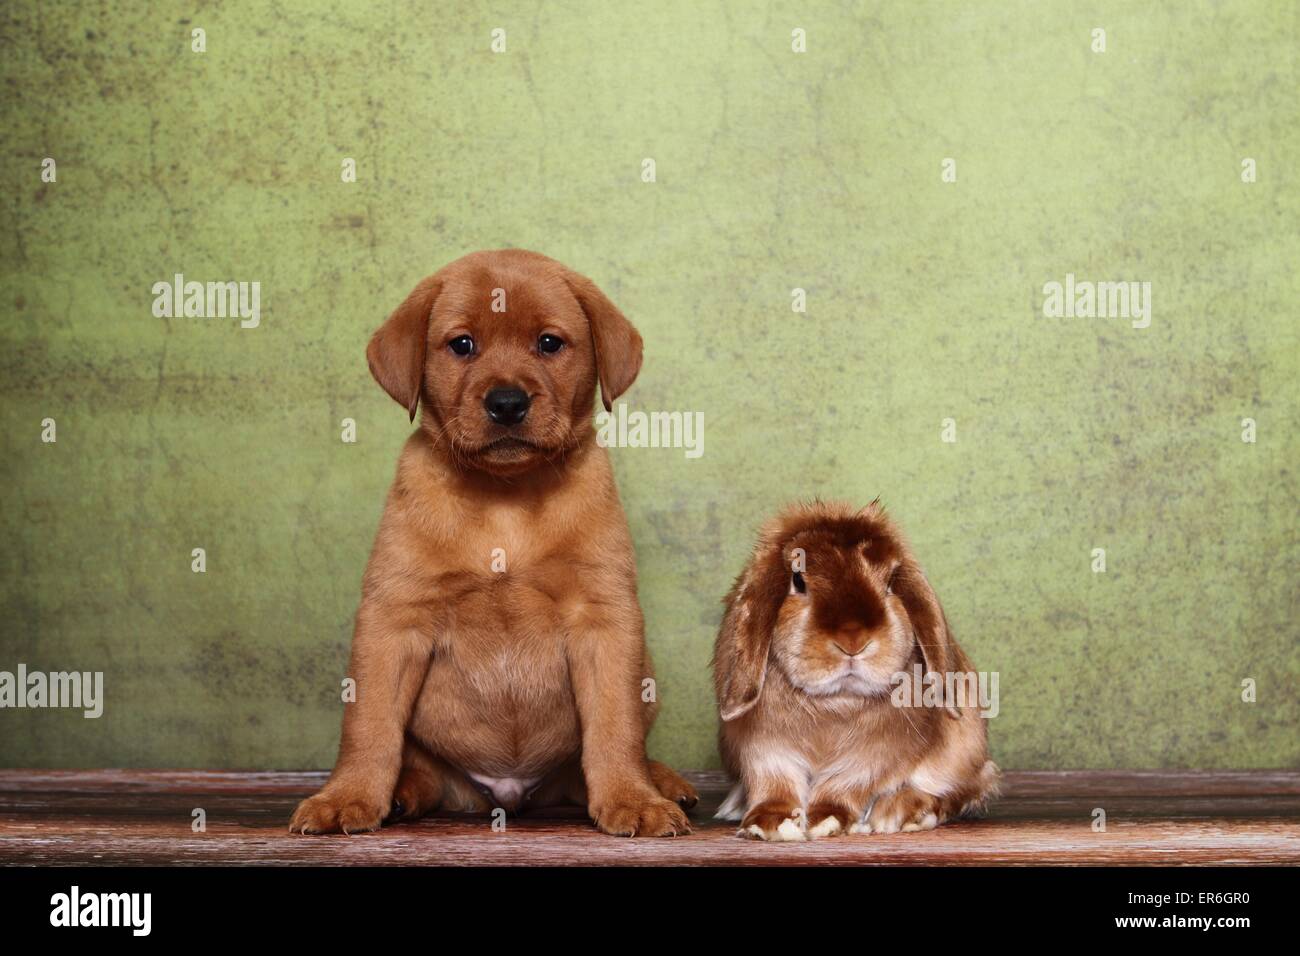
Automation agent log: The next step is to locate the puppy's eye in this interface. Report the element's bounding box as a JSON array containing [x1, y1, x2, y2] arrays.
[[886, 565, 900, 595], [791, 571, 807, 595], [538, 334, 564, 354], [448, 335, 475, 357]]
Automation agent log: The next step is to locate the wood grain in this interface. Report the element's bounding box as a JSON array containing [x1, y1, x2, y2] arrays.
[[1, 769, 1296, 866]]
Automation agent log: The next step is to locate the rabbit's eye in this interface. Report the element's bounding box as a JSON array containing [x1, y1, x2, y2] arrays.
[[791, 571, 807, 595]]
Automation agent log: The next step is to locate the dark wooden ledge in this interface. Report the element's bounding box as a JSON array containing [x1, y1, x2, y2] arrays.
[[1, 769, 1296, 866]]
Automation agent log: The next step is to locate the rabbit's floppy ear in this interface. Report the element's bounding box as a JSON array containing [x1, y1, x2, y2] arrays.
[[367, 274, 443, 422], [715, 549, 788, 721], [893, 561, 961, 719]]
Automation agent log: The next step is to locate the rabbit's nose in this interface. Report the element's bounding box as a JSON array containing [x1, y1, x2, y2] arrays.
[[832, 625, 870, 657]]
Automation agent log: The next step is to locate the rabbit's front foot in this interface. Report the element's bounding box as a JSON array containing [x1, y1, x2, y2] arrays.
[[739, 801, 807, 841], [805, 802, 862, 838], [854, 787, 941, 834]]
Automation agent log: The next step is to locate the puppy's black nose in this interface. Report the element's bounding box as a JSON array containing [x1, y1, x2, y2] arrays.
[[484, 387, 531, 425]]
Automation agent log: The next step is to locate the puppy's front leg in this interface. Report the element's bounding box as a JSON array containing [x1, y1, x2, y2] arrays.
[[290, 606, 432, 834], [568, 618, 691, 838]]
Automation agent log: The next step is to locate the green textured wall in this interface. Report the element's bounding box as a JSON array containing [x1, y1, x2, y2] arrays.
[[1, 1, 1296, 771]]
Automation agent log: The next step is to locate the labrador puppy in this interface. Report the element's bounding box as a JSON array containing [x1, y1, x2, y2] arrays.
[[290, 249, 696, 837]]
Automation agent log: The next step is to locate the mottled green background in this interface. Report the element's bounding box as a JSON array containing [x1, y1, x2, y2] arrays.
[[1, 1, 1296, 771]]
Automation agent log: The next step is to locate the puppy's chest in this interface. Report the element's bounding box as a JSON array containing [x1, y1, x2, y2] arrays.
[[434, 556, 580, 639], [416, 566, 582, 775], [425, 506, 593, 628], [424, 545, 585, 701]]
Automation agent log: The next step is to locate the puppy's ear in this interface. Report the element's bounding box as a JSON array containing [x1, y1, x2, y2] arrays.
[[715, 550, 788, 722], [564, 270, 643, 412], [367, 275, 442, 421], [893, 561, 960, 719]]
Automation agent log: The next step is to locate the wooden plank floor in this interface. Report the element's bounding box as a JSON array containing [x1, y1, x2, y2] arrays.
[[1, 769, 1297, 865]]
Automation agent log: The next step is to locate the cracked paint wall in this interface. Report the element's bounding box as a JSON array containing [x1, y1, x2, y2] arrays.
[[0, 1, 1296, 770]]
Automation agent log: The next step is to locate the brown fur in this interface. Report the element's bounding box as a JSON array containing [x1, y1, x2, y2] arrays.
[[290, 249, 695, 837], [713, 500, 999, 840]]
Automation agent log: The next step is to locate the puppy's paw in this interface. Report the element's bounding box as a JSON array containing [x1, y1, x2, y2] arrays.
[[388, 767, 443, 821], [739, 802, 806, 842], [648, 760, 700, 810], [289, 788, 387, 835], [861, 788, 941, 835], [591, 788, 692, 837], [805, 802, 857, 839]]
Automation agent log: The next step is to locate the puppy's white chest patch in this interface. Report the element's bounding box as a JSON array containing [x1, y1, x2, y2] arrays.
[[467, 771, 542, 810]]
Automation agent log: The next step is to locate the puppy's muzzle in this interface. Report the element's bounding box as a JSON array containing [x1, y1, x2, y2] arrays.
[[484, 387, 531, 426]]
